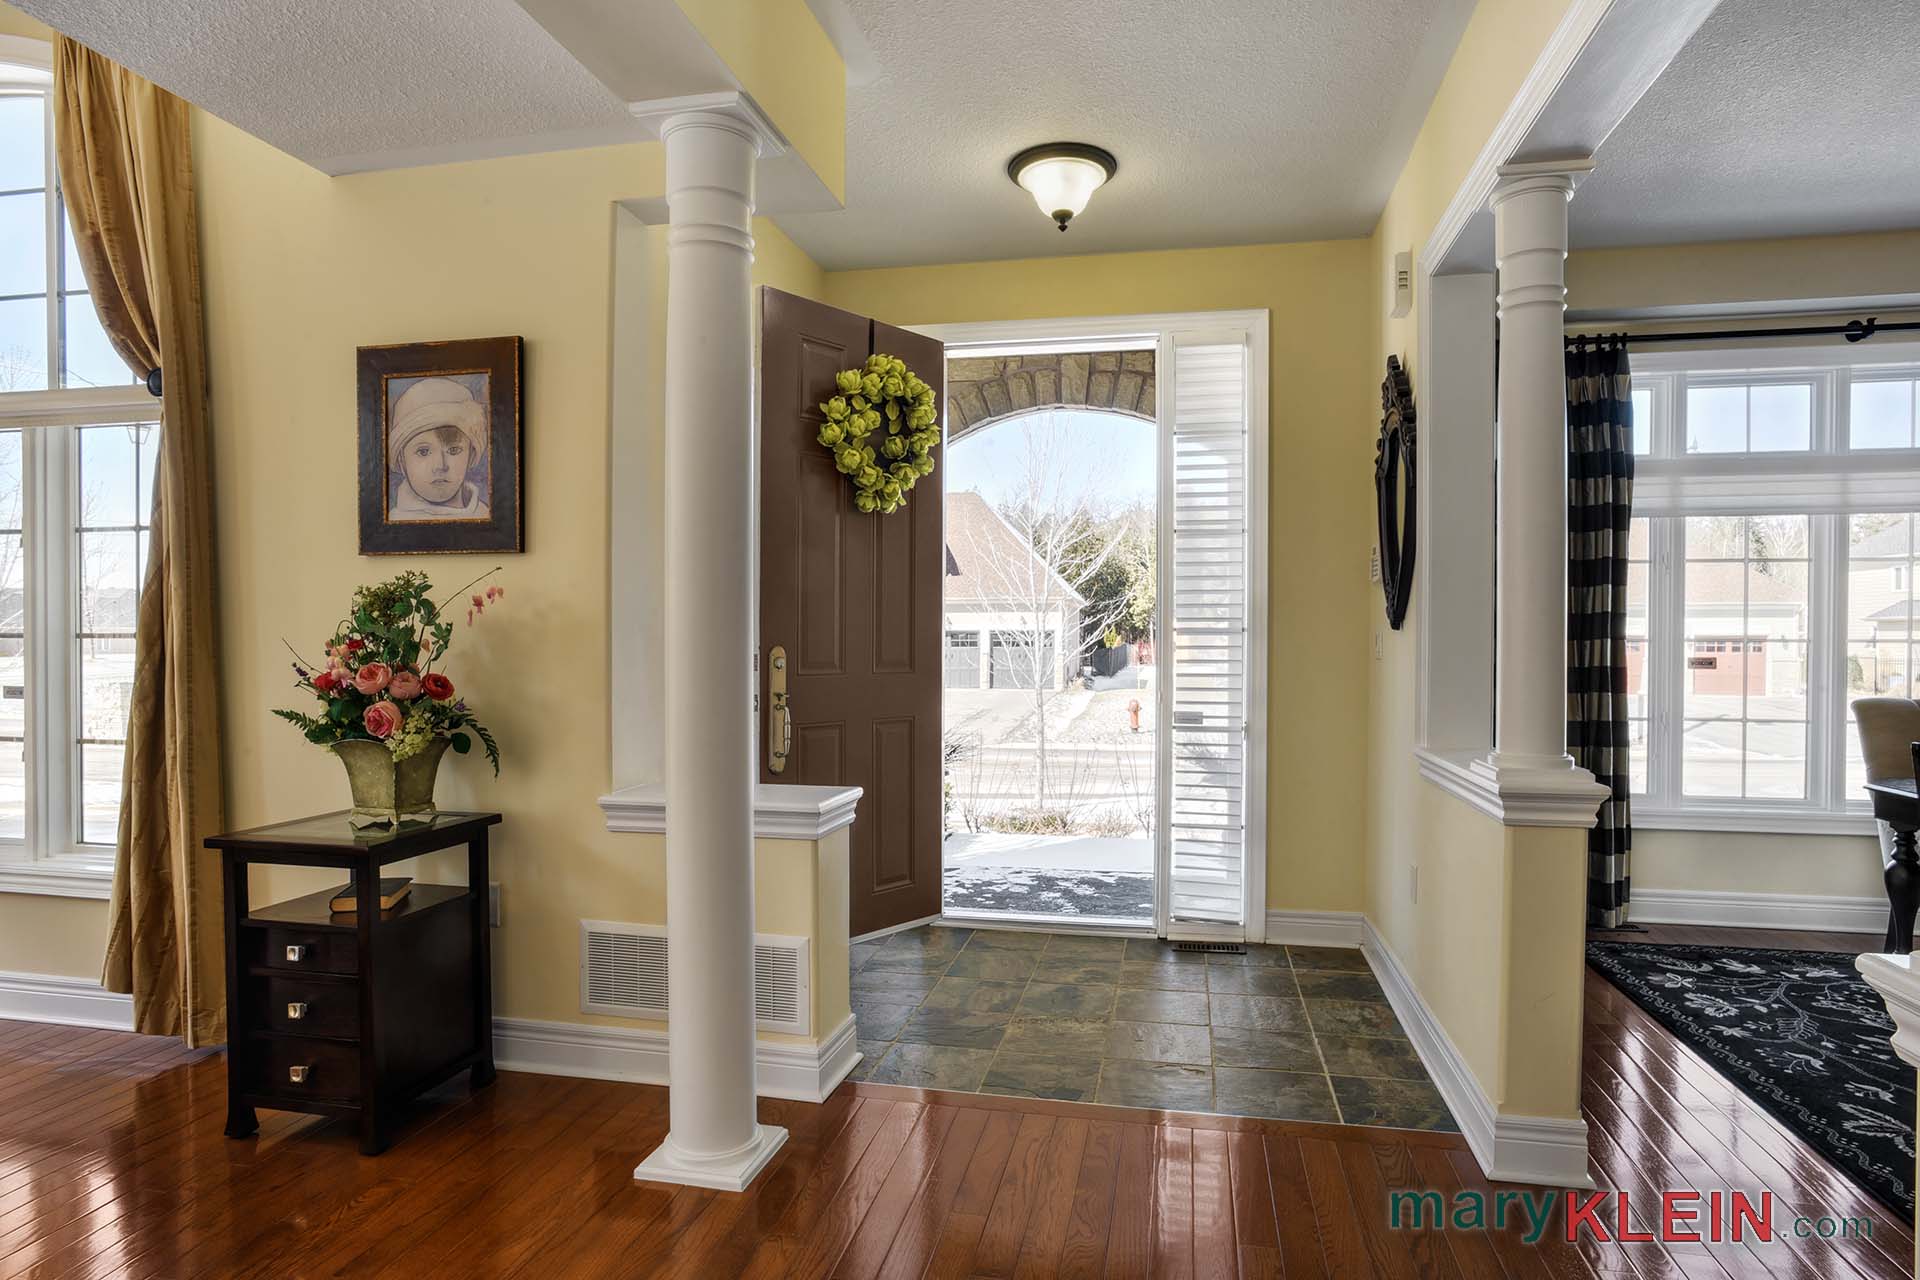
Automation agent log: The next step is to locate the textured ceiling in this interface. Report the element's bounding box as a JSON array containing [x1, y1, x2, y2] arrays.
[[11, 0, 646, 173], [778, 0, 1475, 270], [1572, 0, 1920, 248]]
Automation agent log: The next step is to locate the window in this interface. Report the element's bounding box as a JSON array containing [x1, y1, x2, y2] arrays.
[[1628, 344, 1920, 830], [0, 49, 152, 894]]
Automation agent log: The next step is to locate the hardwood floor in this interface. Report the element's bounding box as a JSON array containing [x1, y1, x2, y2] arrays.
[[0, 923, 1910, 1278]]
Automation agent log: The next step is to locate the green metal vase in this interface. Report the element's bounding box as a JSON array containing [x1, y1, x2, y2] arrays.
[[335, 737, 449, 828]]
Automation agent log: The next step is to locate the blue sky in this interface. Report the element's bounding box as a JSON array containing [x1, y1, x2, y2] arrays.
[[945, 409, 1157, 510]]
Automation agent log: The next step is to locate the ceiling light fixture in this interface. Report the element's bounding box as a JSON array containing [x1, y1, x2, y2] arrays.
[[1006, 143, 1117, 232]]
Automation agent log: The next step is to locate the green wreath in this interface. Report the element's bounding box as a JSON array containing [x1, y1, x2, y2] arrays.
[[816, 353, 939, 514]]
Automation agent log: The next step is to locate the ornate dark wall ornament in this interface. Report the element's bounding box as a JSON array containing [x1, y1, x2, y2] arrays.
[[1374, 355, 1417, 631]]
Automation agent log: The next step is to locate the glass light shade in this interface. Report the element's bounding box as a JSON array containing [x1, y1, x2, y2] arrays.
[[1014, 156, 1109, 229]]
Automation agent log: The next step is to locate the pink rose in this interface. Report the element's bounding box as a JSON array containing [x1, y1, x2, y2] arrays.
[[363, 700, 401, 739], [353, 662, 391, 695], [388, 669, 423, 700]]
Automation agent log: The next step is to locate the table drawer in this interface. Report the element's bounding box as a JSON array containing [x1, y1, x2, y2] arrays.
[[249, 926, 358, 976], [257, 975, 359, 1040], [245, 1036, 361, 1103]]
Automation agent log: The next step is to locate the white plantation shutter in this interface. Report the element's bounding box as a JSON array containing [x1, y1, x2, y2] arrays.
[[1165, 335, 1253, 930]]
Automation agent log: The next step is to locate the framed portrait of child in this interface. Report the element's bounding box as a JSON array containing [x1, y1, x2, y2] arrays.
[[357, 336, 523, 554]]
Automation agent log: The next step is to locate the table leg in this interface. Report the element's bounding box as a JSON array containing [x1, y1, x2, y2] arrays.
[[357, 866, 383, 1154], [469, 830, 496, 1089], [222, 854, 258, 1140], [1885, 824, 1920, 956]]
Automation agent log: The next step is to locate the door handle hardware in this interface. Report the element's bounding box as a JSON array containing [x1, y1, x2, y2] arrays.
[[288, 1065, 310, 1084], [286, 1002, 309, 1020], [768, 646, 792, 774], [285, 945, 307, 962]]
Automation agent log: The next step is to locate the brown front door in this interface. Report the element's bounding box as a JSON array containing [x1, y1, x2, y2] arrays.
[[759, 288, 944, 937]]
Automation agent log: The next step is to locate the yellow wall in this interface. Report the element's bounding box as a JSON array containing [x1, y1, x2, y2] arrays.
[[1567, 230, 1920, 319], [0, 100, 833, 1021], [828, 240, 1379, 915], [1362, 0, 1584, 1117], [673, 0, 845, 204], [0, 3, 48, 39]]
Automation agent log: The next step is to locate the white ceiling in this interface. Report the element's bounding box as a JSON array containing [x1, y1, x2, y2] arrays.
[[777, 0, 1476, 270], [1571, 0, 1920, 249], [11, 0, 672, 174]]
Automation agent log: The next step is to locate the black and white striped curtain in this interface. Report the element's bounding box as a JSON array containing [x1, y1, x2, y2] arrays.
[[1568, 340, 1634, 929]]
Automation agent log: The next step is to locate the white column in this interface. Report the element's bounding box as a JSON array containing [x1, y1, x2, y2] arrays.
[[633, 97, 788, 1193], [1484, 159, 1593, 778]]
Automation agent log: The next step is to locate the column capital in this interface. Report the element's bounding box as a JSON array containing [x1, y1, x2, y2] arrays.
[[1492, 155, 1595, 202], [629, 90, 790, 159]]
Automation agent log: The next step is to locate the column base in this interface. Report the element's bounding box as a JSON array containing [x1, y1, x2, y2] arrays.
[[635, 1123, 789, 1192]]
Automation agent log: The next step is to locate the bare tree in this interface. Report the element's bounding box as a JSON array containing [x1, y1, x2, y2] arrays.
[[958, 414, 1143, 813]]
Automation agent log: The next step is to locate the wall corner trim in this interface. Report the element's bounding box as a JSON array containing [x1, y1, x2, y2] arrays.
[[598, 782, 863, 840], [1361, 918, 1594, 1189]]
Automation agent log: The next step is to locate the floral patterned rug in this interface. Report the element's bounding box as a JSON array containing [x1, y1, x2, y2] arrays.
[[1587, 941, 1914, 1215]]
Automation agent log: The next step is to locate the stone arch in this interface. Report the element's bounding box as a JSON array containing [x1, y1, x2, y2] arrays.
[[945, 350, 1156, 439]]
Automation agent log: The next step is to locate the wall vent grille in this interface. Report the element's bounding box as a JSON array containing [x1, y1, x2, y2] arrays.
[[579, 920, 810, 1035]]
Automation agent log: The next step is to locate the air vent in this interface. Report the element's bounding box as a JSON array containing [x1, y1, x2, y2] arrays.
[[1174, 941, 1244, 955], [580, 921, 810, 1034]]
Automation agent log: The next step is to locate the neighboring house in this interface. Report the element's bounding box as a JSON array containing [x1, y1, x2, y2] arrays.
[[943, 490, 1084, 691], [1625, 559, 1811, 700]]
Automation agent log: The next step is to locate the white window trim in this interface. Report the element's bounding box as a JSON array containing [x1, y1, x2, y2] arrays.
[[1628, 342, 1920, 836], [0, 44, 153, 895]]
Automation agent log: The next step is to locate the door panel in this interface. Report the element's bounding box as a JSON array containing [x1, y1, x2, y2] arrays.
[[760, 290, 945, 936]]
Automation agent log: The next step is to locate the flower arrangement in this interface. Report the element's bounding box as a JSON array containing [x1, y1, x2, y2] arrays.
[[816, 353, 939, 514], [275, 570, 501, 774]]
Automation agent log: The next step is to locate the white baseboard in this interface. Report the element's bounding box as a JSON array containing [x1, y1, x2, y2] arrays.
[[494, 1012, 859, 1104], [1629, 888, 1885, 935], [1360, 921, 1593, 1189], [0, 970, 134, 1030], [851, 914, 942, 945], [1263, 909, 1367, 948], [0, 973, 859, 1106]]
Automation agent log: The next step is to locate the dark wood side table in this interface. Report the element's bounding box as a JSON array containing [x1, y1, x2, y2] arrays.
[[209, 810, 501, 1154], [1867, 779, 1919, 955]]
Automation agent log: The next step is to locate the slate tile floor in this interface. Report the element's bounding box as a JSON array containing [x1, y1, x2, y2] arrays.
[[847, 924, 1459, 1132]]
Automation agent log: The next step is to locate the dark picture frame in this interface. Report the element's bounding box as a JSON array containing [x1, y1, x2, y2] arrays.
[[1374, 354, 1417, 631], [357, 336, 523, 555]]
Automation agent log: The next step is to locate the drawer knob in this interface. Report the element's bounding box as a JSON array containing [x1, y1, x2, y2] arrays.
[[286, 1002, 309, 1020], [285, 945, 307, 962], [288, 1065, 310, 1084]]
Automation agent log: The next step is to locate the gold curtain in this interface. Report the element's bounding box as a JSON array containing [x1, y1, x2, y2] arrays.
[[55, 38, 227, 1046]]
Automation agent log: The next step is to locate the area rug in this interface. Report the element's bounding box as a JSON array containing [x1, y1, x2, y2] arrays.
[[1586, 941, 1914, 1216], [942, 868, 1153, 921]]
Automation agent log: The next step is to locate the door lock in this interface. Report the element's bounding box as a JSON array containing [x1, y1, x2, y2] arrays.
[[768, 646, 791, 774]]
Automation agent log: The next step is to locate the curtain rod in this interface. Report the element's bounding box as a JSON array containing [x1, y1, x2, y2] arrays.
[[1565, 316, 1920, 348]]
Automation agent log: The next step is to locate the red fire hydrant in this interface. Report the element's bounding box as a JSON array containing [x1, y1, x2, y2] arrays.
[[1127, 698, 1142, 732]]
